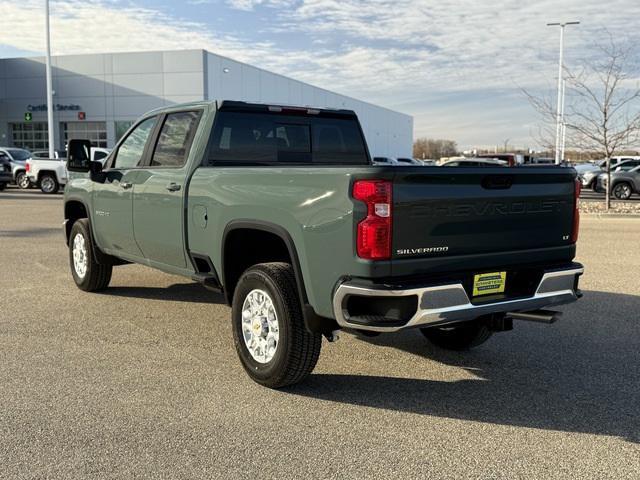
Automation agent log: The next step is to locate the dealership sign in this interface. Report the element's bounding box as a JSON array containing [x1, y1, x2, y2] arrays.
[[27, 103, 82, 112]]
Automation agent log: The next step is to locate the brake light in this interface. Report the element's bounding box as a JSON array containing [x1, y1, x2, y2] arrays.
[[353, 180, 392, 260], [25, 162, 30, 173], [571, 178, 581, 243]]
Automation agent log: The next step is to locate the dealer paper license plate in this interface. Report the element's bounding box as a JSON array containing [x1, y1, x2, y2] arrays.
[[472, 271, 506, 297]]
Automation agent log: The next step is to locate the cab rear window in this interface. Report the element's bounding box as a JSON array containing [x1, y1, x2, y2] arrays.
[[206, 112, 368, 166]]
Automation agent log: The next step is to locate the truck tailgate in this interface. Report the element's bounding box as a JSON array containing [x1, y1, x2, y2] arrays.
[[392, 167, 577, 260]]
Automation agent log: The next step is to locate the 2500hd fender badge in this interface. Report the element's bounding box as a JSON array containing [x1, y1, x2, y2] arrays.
[[396, 246, 449, 256]]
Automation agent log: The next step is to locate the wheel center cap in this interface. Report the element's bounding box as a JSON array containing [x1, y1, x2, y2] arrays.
[[252, 319, 264, 335]]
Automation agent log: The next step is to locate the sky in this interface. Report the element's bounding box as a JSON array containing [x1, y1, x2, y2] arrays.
[[1, 0, 639, 150]]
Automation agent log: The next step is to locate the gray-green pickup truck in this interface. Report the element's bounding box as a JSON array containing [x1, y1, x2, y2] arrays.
[[64, 100, 583, 388]]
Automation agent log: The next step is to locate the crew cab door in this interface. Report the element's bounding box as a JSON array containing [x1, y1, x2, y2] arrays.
[[132, 110, 202, 269], [92, 116, 158, 257]]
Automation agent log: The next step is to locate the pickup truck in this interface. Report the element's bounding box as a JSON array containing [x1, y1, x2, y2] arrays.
[[26, 157, 67, 193], [27, 148, 111, 193], [63, 100, 583, 388]]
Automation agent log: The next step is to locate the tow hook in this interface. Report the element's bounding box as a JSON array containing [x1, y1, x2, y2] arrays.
[[324, 330, 341, 342]]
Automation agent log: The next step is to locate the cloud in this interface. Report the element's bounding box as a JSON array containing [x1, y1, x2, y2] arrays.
[[277, 0, 640, 92], [225, 0, 295, 10]]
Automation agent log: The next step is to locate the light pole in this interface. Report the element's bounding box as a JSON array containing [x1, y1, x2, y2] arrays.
[[45, 0, 55, 158], [547, 21, 579, 164], [560, 79, 567, 163]]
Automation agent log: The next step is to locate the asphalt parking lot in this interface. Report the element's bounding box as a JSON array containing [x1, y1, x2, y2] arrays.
[[1, 188, 639, 479]]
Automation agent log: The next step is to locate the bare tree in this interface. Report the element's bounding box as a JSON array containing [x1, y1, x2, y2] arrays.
[[565, 38, 640, 208], [524, 34, 640, 209], [413, 138, 458, 160]]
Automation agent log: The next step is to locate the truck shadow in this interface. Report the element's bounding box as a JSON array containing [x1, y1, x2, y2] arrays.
[[0, 227, 62, 238], [292, 290, 640, 443], [101, 283, 226, 304]]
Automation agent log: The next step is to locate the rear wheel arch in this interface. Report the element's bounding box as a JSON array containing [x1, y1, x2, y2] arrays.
[[37, 170, 58, 181], [221, 221, 308, 308]]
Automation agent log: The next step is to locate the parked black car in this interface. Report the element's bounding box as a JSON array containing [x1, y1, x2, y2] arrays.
[[0, 152, 14, 190]]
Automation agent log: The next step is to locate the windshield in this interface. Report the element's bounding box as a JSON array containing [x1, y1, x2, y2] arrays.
[[7, 148, 31, 161]]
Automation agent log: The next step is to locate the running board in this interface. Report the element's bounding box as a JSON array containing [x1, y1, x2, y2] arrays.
[[506, 310, 561, 324]]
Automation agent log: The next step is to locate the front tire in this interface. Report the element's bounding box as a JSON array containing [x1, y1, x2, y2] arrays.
[[612, 182, 633, 200], [232, 262, 322, 388], [420, 318, 493, 351], [69, 219, 112, 291], [39, 174, 59, 194]]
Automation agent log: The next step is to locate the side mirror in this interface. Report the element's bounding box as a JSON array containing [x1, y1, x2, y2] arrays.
[[67, 139, 92, 172]]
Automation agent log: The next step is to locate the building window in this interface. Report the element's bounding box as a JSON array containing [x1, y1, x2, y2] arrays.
[[115, 121, 134, 143], [60, 121, 107, 148], [10, 122, 49, 151]]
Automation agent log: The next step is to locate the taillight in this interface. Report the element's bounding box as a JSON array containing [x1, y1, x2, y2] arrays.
[[571, 178, 581, 243], [26, 162, 30, 173], [353, 180, 392, 260]]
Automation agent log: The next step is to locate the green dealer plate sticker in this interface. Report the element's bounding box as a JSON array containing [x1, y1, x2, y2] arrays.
[[472, 271, 506, 297]]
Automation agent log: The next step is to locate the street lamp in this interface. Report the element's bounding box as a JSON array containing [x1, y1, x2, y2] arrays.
[[45, 0, 55, 158], [547, 21, 579, 164]]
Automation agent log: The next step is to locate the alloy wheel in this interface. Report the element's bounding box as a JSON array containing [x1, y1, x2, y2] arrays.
[[241, 289, 279, 363]]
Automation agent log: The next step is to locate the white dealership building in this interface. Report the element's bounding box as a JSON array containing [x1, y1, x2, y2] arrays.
[[0, 49, 413, 157]]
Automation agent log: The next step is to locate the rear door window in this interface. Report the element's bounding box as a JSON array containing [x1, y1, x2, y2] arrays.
[[150, 111, 202, 167]]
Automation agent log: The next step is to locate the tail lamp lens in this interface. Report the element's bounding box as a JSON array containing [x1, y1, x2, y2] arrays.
[[353, 180, 392, 260]]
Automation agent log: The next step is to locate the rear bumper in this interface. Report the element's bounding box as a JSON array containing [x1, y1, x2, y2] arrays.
[[332, 264, 583, 332]]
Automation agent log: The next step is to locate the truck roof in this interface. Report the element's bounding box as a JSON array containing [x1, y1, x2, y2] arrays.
[[144, 100, 358, 118]]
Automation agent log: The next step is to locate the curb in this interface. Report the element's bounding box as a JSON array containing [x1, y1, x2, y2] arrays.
[[581, 213, 640, 218]]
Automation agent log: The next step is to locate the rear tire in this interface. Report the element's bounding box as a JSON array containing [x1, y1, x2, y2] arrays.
[[420, 318, 493, 351], [0, 183, 6, 191], [69, 219, 112, 291], [231, 262, 322, 388], [16, 171, 31, 189], [39, 174, 59, 194]]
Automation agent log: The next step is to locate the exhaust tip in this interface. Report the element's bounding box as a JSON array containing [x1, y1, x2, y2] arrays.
[[507, 309, 562, 324]]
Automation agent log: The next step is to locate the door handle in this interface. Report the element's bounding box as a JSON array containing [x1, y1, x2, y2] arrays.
[[166, 183, 182, 192], [121, 181, 132, 189]]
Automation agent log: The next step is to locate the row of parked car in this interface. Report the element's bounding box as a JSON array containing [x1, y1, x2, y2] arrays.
[[0, 146, 110, 194], [574, 157, 640, 200], [372, 156, 506, 166], [373, 155, 540, 168]]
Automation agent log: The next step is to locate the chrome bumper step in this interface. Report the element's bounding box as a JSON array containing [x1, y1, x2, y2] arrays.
[[332, 266, 583, 333]]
